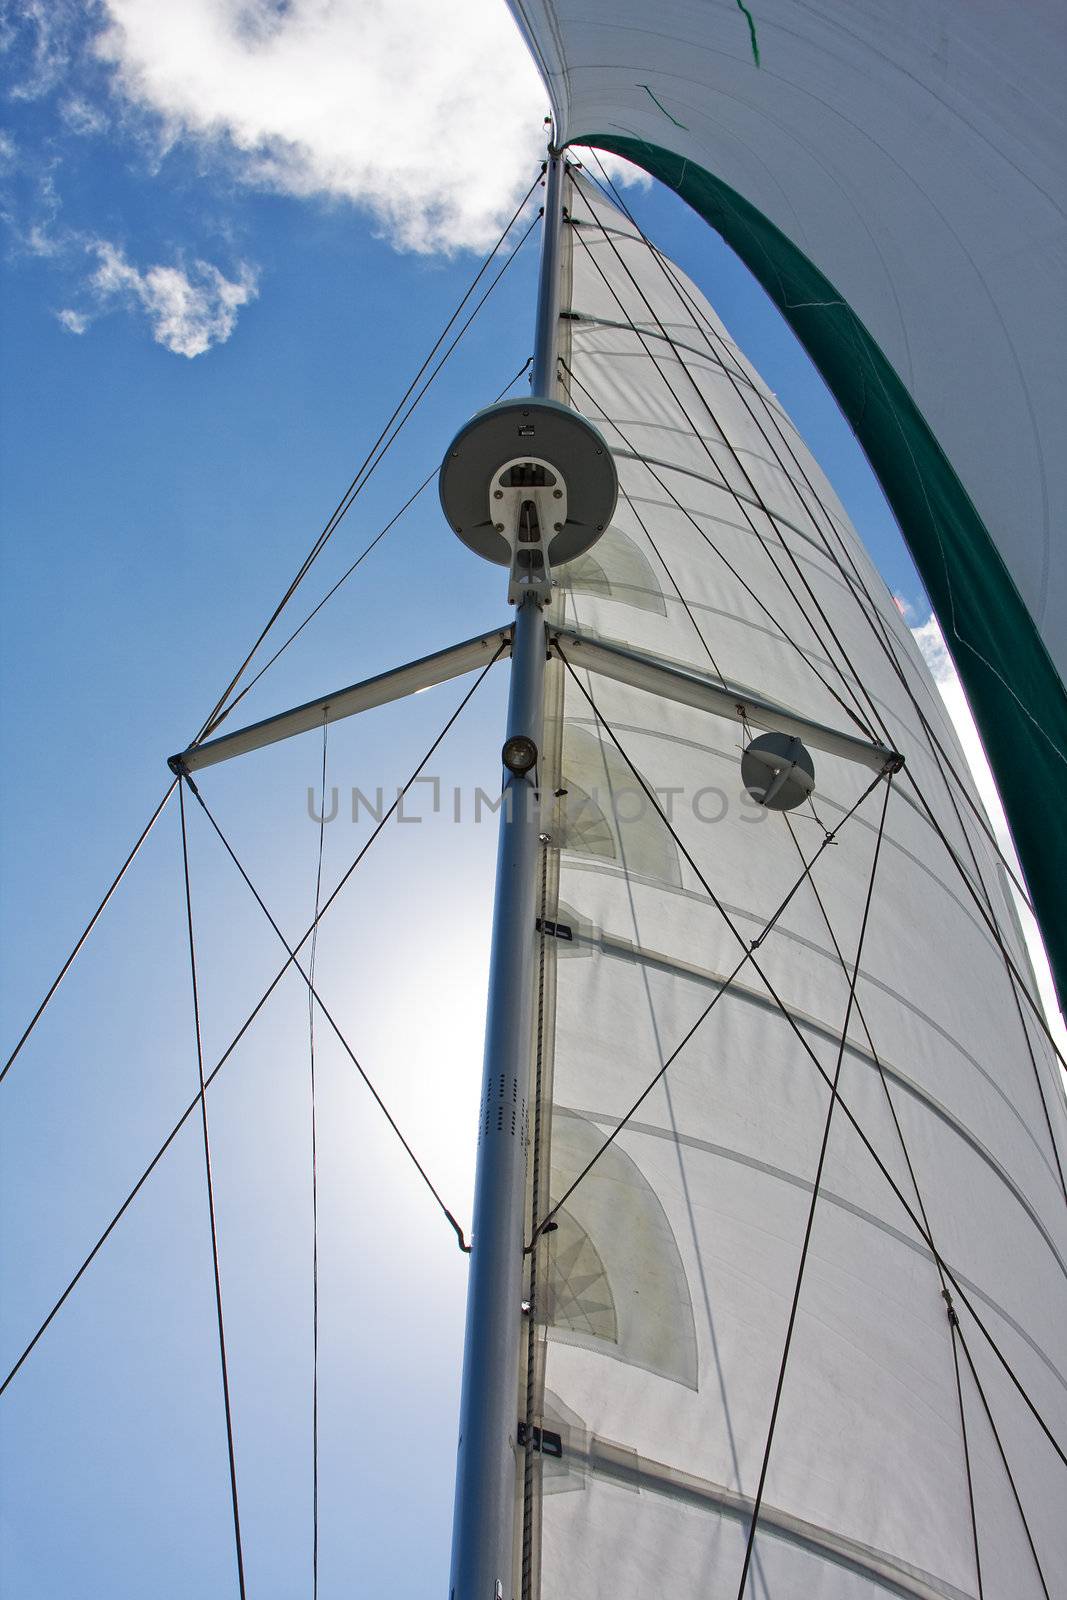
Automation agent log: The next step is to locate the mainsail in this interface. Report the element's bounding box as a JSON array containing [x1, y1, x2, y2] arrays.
[[507, 0, 1067, 1015], [518, 171, 1067, 1597]]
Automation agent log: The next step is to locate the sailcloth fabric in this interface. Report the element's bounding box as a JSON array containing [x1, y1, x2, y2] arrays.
[[507, 0, 1067, 1014], [520, 174, 1067, 1598]]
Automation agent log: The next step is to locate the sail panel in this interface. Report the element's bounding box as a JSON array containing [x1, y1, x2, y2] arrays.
[[522, 174, 1067, 1599], [508, 0, 1067, 1012]]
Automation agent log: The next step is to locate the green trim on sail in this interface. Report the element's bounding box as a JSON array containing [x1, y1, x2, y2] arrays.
[[582, 133, 1067, 1014]]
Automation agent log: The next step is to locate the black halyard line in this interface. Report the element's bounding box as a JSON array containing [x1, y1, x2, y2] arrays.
[[560, 359, 875, 737], [178, 781, 248, 1600], [0, 181, 541, 1083], [197, 171, 541, 746], [1, 778, 178, 1082], [948, 1309, 985, 1600], [180, 774, 472, 1250], [565, 194, 880, 738], [549, 653, 1067, 1468], [955, 1323, 1053, 1598], [781, 809, 1047, 1587], [0, 654, 500, 1398], [308, 713, 327, 1600], [580, 155, 1065, 1091], [734, 779, 892, 1599], [218, 354, 535, 728], [528, 648, 884, 1247], [580, 153, 1037, 899]]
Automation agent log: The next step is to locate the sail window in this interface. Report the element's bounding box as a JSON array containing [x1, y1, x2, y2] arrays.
[[563, 525, 667, 616], [559, 725, 683, 888]]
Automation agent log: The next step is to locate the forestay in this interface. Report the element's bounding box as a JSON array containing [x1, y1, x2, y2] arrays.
[[519, 173, 1067, 1599], [507, 0, 1067, 1015]]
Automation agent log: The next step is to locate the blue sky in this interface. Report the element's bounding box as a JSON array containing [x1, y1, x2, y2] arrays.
[[0, 5, 986, 1598]]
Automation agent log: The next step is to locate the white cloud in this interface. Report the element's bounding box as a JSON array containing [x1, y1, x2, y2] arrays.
[[4, 0, 78, 102], [572, 145, 652, 192], [92, 0, 570, 253], [89, 240, 258, 356], [60, 94, 108, 136], [57, 306, 89, 333], [911, 612, 953, 691]]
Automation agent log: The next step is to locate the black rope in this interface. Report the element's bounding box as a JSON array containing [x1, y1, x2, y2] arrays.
[[218, 356, 534, 728], [196, 171, 541, 746], [782, 804, 1052, 1588], [0, 656, 498, 1398], [552, 651, 1067, 1469], [946, 1300, 985, 1600], [530, 650, 884, 1246], [607, 147, 1037, 907], [955, 1321, 1052, 1599], [734, 778, 892, 1598], [556, 318, 725, 684], [1, 779, 178, 1082], [579, 156, 1066, 1086], [565, 194, 880, 738], [178, 781, 247, 1600], [308, 713, 327, 1600], [180, 772, 474, 1251], [0, 185, 540, 1081], [560, 359, 876, 738]]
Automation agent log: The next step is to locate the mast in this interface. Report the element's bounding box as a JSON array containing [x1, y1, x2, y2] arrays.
[[447, 149, 565, 1600]]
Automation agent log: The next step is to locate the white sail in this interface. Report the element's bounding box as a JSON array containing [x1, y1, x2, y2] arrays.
[[506, 0, 1067, 1027], [520, 173, 1067, 1597]]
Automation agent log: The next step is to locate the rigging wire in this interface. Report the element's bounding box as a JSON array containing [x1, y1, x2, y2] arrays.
[[947, 1299, 986, 1600], [564, 195, 880, 738], [0, 655, 500, 1399], [530, 648, 884, 1245], [219, 356, 534, 724], [781, 810, 1000, 1591], [307, 713, 328, 1600], [0, 182, 540, 1083], [782, 807, 1054, 1593], [955, 1322, 1053, 1599], [195, 169, 541, 746], [581, 152, 1034, 884], [178, 781, 248, 1600], [650, 219, 1067, 1136], [580, 153, 1067, 1086], [734, 779, 892, 1599], [550, 652, 1067, 1469], [559, 360, 876, 739], [1, 780, 177, 1083], [179, 770, 475, 1253]]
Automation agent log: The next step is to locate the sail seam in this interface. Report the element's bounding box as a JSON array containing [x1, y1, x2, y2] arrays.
[[566, 194, 884, 737], [734, 780, 893, 1596], [561, 358, 877, 736], [555, 916, 1067, 1232], [552, 656, 1067, 1467], [582, 167, 1067, 1187], [574, 160, 1058, 999]]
